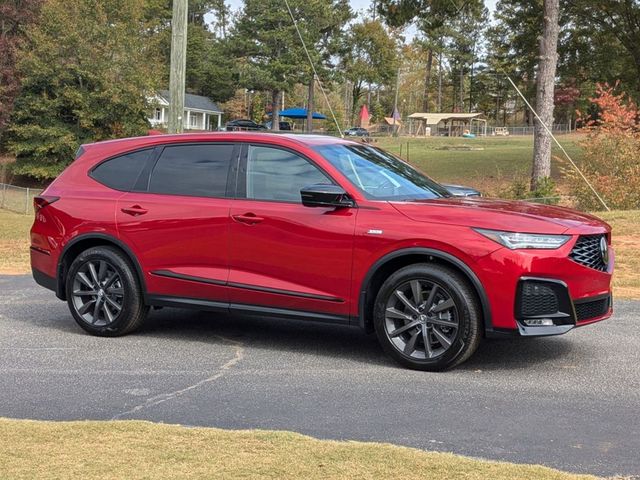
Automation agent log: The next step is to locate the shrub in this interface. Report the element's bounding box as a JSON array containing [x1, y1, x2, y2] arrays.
[[568, 82, 640, 211]]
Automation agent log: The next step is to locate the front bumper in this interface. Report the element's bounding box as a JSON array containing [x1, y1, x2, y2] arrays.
[[512, 277, 612, 336], [476, 235, 614, 336]]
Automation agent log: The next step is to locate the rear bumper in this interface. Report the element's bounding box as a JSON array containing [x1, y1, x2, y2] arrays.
[[32, 267, 56, 293]]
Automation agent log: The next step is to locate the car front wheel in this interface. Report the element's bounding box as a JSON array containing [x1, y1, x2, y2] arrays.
[[373, 263, 481, 371], [66, 246, 149, 336]]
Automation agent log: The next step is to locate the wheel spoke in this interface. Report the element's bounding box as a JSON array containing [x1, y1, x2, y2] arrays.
[[105, 296, 122, 311], [73, 290, 97, 297], [404, 330, 420, 355], [88, 262, 100, 287], [107, 287, 124, 296], [102, 303, 115, 323], [431, 298, 454, 314], [77, 272, 94, 289], [389, 319, 421, 337], [386, 307, 413, 321], [410, 280, 423, 305], [97, 261, 107, 284], [103, 272, 118, 289], [92, 298, 103, 324], [78, 299, 95, 315], [395, 290, 419, 315], [424, 285, 438, 309], [432, 326, 453, 347], [421, 325, 433, 358], [427, 317, 458, 328]]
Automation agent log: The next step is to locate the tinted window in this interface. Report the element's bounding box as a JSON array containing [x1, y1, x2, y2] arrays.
[[149, 144, 234, 197], [246, 146, 331, 202], [91, 149, 151, 191], [314, 144, 450, 201]]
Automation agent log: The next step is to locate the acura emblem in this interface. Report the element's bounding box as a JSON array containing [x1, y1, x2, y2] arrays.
[[600, 236, 609, 265]]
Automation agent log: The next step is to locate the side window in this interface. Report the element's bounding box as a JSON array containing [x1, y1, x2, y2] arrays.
[[91, 149, 151, 191], [148, 144, 235, 197], [246, 145, 332, 202]]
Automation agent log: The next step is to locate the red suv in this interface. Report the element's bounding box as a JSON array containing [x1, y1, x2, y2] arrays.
[[30, 133, 614, 370]]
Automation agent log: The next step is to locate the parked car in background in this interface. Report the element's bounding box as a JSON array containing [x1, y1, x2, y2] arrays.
[[442, 184, 482, 197], [345, 127, 370, 137], [263, 121, 293, 131], [225, 119, 266, 131], [31, 133, 614, 371]]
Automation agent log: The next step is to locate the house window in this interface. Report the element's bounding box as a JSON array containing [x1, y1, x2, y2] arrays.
[[154, 108, 162, 121], [189, 112, 201, 129]]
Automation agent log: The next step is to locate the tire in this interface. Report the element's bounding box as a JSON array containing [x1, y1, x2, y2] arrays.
[[65, 246, 149, 336], [373, 263, 481, 371]]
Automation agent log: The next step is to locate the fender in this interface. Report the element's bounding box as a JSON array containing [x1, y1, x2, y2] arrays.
[[56, 233, 147, 301], [358, 247, 494, 334]]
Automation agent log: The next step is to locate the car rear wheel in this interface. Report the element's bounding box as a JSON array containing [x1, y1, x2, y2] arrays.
[[66, 246, 149, 336], [373, 263, 481, 371]]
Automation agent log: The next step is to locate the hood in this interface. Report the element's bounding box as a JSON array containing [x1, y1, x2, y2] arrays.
[[390, 197, 610, 235]]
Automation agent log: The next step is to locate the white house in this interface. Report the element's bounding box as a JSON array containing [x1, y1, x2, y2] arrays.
[[148, 90, 223, 131]]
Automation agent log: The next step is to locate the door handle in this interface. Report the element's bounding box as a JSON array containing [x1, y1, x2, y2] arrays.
[[232, 213, 264, 225], [120, 205, 148, 216]]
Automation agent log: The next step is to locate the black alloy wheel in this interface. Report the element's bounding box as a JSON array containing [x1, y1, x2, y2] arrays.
[[66, 246, 149, 336], [374, 263, 481, 371]]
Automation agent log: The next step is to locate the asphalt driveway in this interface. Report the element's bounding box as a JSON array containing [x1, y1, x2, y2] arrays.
[[0, 274, 638, 477]]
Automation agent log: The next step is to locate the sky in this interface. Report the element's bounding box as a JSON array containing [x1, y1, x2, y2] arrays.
[[223, 0, 499, 22]]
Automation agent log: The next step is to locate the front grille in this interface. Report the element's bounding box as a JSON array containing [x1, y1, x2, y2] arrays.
[[570, 235, 608, 272], [521, 282, 559, 316], [575, 296, 610, 321]]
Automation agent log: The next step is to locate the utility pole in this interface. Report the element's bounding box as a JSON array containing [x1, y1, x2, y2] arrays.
[[168, 0, 188, 134], [392, 65, 400, 136]]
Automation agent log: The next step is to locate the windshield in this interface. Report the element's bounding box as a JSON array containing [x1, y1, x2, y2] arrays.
[[314, 144, 451, 201]]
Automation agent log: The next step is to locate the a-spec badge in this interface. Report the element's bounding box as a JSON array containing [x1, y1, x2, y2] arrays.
[[367, 229, 383, 235]]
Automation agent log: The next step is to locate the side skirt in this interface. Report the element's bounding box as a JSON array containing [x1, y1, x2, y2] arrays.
[[146, 294, 351, 326]]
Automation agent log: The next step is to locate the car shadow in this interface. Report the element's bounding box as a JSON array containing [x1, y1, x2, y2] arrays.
[[16, 302, 590, 372]]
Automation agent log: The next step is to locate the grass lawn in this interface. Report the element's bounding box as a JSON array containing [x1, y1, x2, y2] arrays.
[[375, 134, 584, 195], [0, 418, 605, 480], [1, 208, 638, 298], [0, 209, 31, 275]]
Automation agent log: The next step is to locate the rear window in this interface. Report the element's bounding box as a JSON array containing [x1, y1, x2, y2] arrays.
[[90, 149, 151, 191], [148, 144, 235, 197]]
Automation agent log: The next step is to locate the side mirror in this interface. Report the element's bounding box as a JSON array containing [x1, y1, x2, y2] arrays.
[[300, 184, 355, 208]]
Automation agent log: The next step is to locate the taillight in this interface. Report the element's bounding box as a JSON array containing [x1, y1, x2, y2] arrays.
[[33, 195, 59, 212]]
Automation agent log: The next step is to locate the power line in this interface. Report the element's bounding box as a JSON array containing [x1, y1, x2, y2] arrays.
[[504, 74, 610, 211], [282, 0, 343, 137]]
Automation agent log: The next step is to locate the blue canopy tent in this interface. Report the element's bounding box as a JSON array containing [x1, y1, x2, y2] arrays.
[[270, 108, 327, 119]]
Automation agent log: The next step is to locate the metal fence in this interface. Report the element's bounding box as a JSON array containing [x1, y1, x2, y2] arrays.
[[0, 183, 39, 214], [484, 124, 572, 136]]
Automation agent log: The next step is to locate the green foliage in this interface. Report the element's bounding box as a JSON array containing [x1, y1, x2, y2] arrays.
[[498, 176, 559, 205], [341, 20, 399, 122], [6, 0, 160, 180]]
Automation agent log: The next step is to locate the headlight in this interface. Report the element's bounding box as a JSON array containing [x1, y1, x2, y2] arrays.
[[473, 228, 571, 250]]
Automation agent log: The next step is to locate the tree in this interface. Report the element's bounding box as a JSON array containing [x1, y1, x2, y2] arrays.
[[341, 20, 399, 124], [232, 0, 350, 131], [568, 1, 640, 97], [531, 0, 560, 190], [7, 0, 161, 180], [0, 0, 42, 144]]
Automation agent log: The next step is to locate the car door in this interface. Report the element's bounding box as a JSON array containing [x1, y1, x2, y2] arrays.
[[116, 142, 239, 303], [228, 143, 357, 321]]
